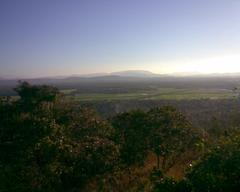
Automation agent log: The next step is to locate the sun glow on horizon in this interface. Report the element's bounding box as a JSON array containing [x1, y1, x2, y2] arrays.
[[160, 54, 240, 74]]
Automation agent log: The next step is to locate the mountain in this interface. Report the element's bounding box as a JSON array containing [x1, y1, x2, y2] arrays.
[[2, 70, 240, 82], [70, 73, 109, 78], [110, 70, 162, 77], [63, 70, 164, 79], [68, 70, 162, 78]]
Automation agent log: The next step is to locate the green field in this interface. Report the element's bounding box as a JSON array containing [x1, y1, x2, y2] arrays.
[[65, 88, 239, 101], [60, 89, 77, 94]]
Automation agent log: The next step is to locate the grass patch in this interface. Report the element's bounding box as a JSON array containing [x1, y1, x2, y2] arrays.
[[72, 88, 238, 101]]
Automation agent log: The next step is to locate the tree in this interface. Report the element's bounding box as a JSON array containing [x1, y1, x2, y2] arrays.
[[186, 136, 240, 192], [60, 107, 119, 191], [0, 82, 119, 192], [147, 106, 196, 173], [111, 110, 149, 166], [14, 81, 60, 111]]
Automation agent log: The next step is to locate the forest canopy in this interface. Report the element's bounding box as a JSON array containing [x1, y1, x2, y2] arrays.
[[0, 82, 239, 192]]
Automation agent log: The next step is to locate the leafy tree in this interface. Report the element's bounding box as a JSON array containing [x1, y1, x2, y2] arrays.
[[15, 81, 59, 103], [0, 82, 65, 191], [147, 106, 196, 172], [0, 82, 119, 192], [186, 136, 240, 192], [111, 110, 149, 165], [60, 107, 119, 191], [69, 107, 114, 139]]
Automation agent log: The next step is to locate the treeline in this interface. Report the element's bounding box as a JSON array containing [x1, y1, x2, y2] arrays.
[[0, 82, 239, 192], [82, 99, 240, 131]]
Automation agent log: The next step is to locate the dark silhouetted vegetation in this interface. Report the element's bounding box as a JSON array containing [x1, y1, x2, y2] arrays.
[[0, 82, 239, 191]]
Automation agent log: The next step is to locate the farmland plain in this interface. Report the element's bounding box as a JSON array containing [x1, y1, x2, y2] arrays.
[[65, 88, 238, 101]]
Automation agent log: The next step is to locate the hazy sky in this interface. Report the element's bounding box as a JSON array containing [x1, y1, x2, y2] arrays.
[[1, 0, 240, 78]]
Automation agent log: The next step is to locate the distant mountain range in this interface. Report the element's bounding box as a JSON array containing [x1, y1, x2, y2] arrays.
[[110, 70, 165, 77], [61, 70, 240, 80], [2, 70, 240, 81], [2, 70, 240, 96], [69, 70, 165, 78]]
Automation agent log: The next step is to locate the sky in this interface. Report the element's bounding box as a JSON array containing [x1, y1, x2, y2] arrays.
[[1, 0, 240, 78]]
